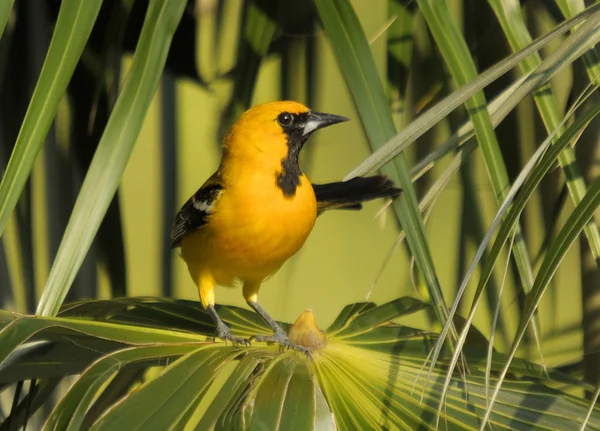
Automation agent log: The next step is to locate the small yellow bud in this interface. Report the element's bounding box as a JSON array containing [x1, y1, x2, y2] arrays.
[[288, 309, 327, 351]]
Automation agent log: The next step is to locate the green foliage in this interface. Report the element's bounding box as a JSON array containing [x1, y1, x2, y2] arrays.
[[1, 0, 600, 429], [1, 298, 598, 430], [37, 0, 188, 316], [315, 0, 455, 343], [0, 0, 103, 237]]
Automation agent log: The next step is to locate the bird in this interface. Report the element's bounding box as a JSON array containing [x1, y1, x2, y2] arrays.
[[171, 101, 401, 353]]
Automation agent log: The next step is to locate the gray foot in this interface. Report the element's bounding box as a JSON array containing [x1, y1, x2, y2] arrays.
[[215, 322, 250, 347], [252, 329, 310, 356]]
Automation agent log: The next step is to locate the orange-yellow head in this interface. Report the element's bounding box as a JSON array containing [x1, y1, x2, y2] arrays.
[[220, 101, 348, 196]]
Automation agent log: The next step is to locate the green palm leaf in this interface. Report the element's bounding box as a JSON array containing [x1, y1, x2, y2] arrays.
[[314, 0, 455, 346], [37, 0, 188, 316], [0, 0, 103, 237], [1, 297, 597, 429]]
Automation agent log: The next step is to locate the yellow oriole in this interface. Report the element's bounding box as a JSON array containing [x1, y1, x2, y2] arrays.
[[171, 101, 401, 352]]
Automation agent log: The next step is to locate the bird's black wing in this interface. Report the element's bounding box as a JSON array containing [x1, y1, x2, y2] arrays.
[[170, 183, 223, 248], [313, 175, 401, 215]]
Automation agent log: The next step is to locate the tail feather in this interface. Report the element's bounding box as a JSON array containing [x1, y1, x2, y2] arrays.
[[314, 176, 401, 214]]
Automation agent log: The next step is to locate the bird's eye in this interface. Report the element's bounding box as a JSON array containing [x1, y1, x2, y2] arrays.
[[277, 112, 294, 128]]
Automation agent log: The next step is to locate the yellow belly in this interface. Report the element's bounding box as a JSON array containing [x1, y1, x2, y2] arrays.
[[180, 175, 317, 287]]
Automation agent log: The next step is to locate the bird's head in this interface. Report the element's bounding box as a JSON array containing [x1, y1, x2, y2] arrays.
[[221, 101, 349, 184]]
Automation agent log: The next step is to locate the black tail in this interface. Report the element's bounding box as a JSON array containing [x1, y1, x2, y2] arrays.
[[313, 175, 402, 214]]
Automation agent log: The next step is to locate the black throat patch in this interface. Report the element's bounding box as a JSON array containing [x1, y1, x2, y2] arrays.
[[276, 112, 310, 197]]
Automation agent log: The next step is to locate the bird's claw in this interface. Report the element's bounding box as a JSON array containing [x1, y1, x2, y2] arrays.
[[215, 323, 251, 347], [251, 330, 311, 357]]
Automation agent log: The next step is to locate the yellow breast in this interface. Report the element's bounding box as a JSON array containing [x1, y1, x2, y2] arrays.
[[181, 173, 317, 285]]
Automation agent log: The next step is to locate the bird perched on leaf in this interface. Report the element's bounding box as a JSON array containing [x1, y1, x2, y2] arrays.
[[171, 101, 401, 353]]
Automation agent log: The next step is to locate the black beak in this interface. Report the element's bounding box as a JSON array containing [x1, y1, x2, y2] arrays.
[[302, 111, 350, 136]]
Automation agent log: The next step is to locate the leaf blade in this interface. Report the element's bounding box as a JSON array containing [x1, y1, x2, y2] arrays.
[[315, 0, 455, 340], [37, 0, 188, 316], [0, 0, 103, 237]]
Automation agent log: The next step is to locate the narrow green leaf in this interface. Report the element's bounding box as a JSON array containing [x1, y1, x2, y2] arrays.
[[89, 346, 239, 430], [481, 175, 600, 430], [315, 0, 455, 340], [555, 0, 600, 87], [582, 382, 600, 431], [522, 185, 600, 340], [0, 318, 52, 368], [0, 0, 103, 237], [410, 75, 528, 182], [44, 345, 199, 431], [332, 297, 428, 337], [0, 340, 106, 383], [326, 303, 376, 334], [346, 3, 600, 178], [82, 367, 147, 429], [436, 98, 600, 427], [198, 353, 262, 430], [0, 311, 203, 361], [37, 0, 188, 316], [416, 0, 542, 376], [489, 0, 600, 294], [539, 1, 600, 410], [59, 297, 268, 337], [1, 297, 599, 429], [312, 378, 337, 431], [278, 360, 331, 430], [248, 356, 317, 430], [429, 14, 600, 391], [0, 0, 15, 39]]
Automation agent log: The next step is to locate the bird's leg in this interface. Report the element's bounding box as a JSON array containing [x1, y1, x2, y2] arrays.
[[206, 304, 250, 346], [242, 281, 309, 354], [199, 273, 249, 346], [248, 301, 309, 355]]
